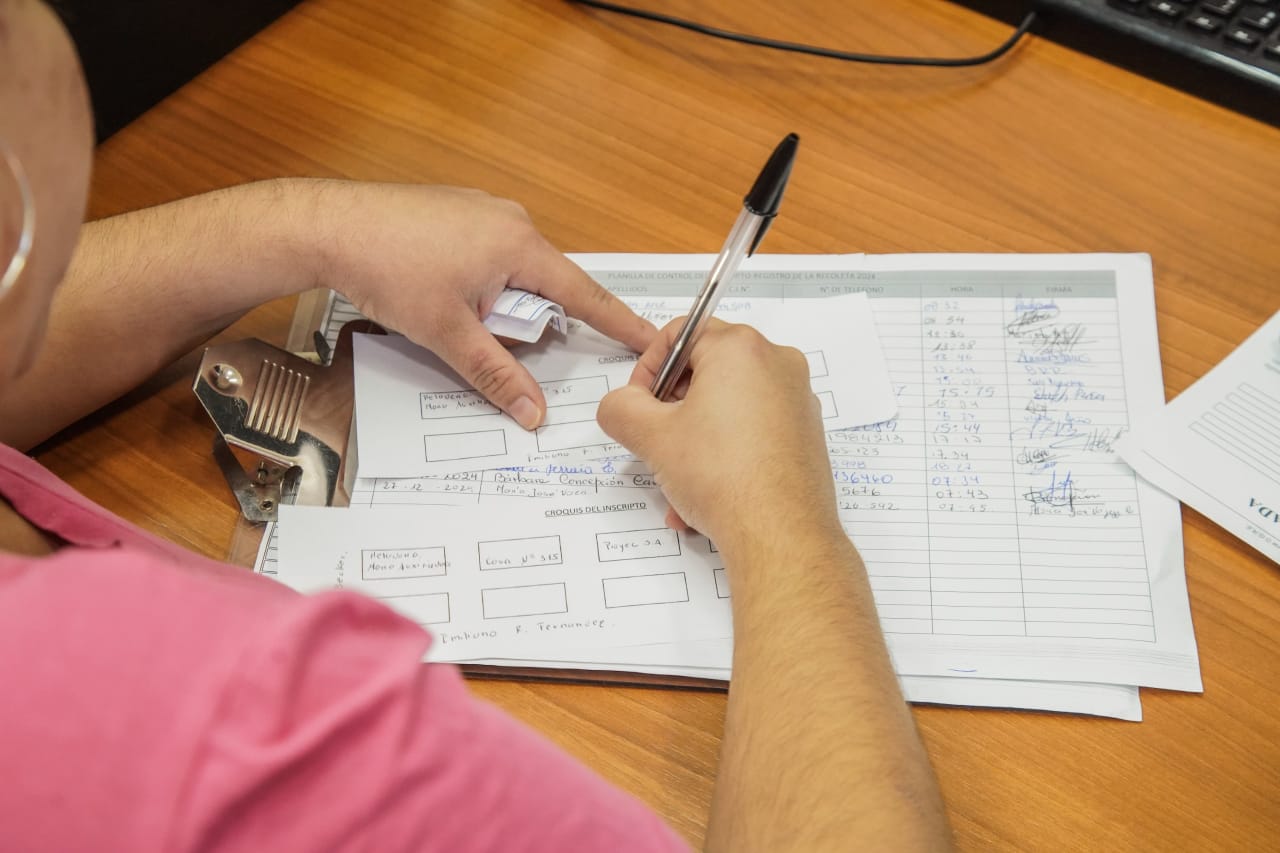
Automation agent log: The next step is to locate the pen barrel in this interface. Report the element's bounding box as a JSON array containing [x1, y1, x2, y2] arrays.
[[651, 209, 761, 400]]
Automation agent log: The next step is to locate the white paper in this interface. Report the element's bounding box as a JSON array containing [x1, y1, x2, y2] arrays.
[[831, 253, 1198, 691], [260, 516, 1140, 720], [276, 504, 732, 660], [561, 255, 1196, 690], [353, 291, 896, 478], [278, 253, 1211, 711], [483, 288, 566, 343], [519, 253, 1199, 691], [1117, 309, 1280, 564]]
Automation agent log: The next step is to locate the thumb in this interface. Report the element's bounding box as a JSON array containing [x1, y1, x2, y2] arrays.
[[430, 319, 546, 430], [597, 384, 670, 460]]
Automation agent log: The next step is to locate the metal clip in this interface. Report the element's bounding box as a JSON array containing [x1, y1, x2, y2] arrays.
[[193, 321, 380, 521]]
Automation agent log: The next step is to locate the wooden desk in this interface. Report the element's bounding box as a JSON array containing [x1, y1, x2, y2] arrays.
[[49, 0, 1279, 847]]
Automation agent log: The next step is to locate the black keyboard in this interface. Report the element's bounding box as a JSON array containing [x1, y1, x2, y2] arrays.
[[951, 0, 1280, 124]]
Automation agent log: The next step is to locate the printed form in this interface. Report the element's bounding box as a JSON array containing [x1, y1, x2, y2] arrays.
[[277, 504, 731, 660], [268, 510, 1139, 720], [266, 253, 1205, 716], [1118, 308, 1280, 565], [352, 291, 897, 478], [258, 513, 1138, 719]]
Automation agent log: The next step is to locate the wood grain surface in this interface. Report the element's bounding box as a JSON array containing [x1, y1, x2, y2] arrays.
[[42, 1, 1280, 848]]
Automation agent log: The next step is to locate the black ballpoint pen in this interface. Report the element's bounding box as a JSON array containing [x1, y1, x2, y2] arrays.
[[650, 133, 800, 400]]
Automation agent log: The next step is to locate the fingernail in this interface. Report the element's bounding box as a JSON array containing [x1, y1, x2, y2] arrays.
[[510, 396, 542, 430]]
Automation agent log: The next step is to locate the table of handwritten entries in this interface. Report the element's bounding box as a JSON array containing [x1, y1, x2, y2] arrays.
[[329, 268, 1155, 644], [830, 272, 1151, 643]]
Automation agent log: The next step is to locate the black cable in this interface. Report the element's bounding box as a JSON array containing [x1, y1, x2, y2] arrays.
[[566, 1, 1037, 68]]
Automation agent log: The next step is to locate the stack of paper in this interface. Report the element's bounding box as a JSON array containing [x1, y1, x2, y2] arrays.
[[259, 254, 1204, 722]]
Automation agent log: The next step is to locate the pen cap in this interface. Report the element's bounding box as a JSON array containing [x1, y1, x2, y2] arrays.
[[743, 133, 799, 217], [743, 133, 798, 255]]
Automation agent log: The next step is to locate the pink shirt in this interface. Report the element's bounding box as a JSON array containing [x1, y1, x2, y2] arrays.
[[0, 443, 687, 852]]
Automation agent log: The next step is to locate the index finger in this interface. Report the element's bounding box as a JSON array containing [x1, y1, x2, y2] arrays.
[[512, 239, 658, 353], [628, 317, 732, 389]]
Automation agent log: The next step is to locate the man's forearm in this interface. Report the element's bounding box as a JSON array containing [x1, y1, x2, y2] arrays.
[[707, 531, 951, 852], [0, 180, 324, 449]]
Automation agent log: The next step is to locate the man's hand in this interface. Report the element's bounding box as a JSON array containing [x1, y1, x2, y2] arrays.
[[597, 318, 843, 563], [308, 181, 656, 429], [601, 318, 951, 852]]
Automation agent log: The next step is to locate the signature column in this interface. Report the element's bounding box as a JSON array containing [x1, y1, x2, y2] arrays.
[[1004, 281, 1154, 642]]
